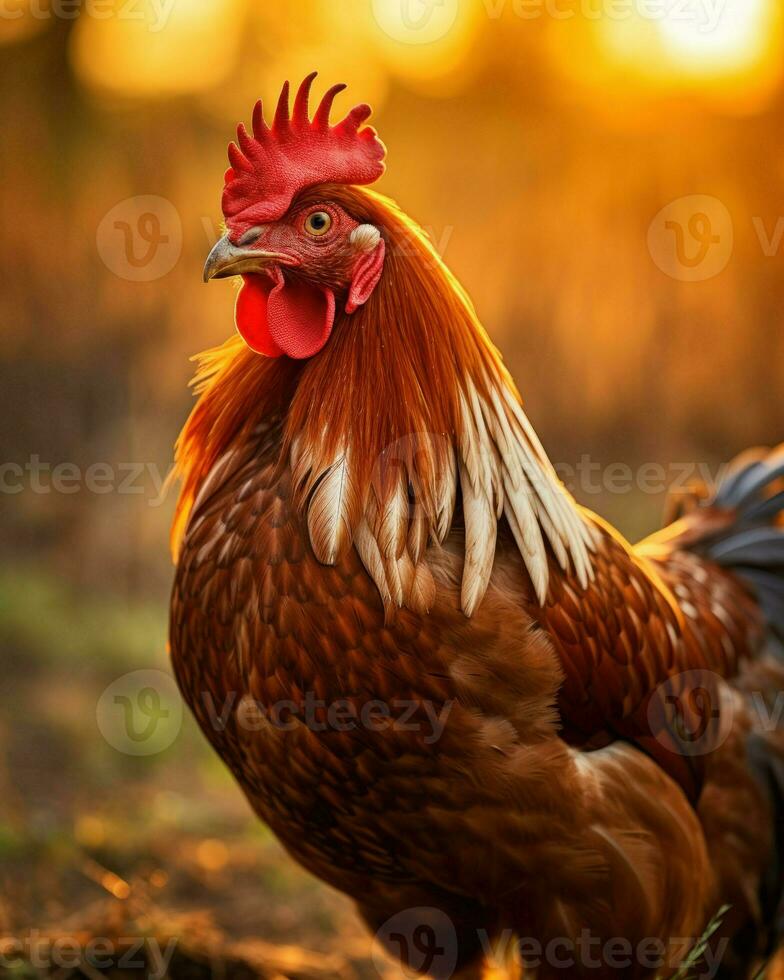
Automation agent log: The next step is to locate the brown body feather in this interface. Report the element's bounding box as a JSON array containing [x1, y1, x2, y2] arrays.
[[171, 186, 784, 978]]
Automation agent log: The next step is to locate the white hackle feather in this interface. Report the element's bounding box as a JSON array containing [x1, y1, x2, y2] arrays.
[[296, 373, 594, 616], [434, 447, 457, 543], [373, 463, 409, 561], [459, 458, 498, 616], [306, 446, 361, 565], [354, 518, 392, 607]]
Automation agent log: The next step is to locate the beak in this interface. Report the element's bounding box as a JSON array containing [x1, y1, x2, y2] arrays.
[[203, 234, 297, 283]]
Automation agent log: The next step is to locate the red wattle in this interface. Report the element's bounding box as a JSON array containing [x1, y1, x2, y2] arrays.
[[234, 270, 336, 360], [268, 274, 335, 359], [235, 275, 283, 357]]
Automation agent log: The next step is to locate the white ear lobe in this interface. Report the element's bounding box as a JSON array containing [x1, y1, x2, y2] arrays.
[[350, 224, 381, 253]]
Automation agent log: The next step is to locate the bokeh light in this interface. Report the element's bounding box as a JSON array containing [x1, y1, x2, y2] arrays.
[[657, 0, 775, 73], [553, 0, 783, 113], [71, 0, 246, 97]]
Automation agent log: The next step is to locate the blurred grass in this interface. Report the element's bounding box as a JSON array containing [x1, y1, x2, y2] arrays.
[[0, 560, 387, 977], [0, 564, 166, 670]]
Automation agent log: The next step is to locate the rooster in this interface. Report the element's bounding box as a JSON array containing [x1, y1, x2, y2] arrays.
[[170, 74, 784, 979]]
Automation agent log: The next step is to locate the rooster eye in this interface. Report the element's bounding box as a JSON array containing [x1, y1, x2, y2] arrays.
[[304, 211, 332, 237]]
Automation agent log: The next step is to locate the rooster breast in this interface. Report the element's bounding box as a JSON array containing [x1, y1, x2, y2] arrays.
[[171, 422, 563, 874], [169, 421, 715, 962]]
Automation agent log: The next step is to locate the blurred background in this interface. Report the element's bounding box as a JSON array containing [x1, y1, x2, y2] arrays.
[[2, 0, 784, 975]]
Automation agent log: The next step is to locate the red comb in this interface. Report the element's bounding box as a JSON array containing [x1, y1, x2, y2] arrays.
[[222, 72, 386, 235]]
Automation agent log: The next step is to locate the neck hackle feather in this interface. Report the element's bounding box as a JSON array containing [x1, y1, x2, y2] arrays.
[[172, 184, 595, 615]]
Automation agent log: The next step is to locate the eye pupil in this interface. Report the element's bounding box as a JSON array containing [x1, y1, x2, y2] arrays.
[[311, 214, 326, 229]]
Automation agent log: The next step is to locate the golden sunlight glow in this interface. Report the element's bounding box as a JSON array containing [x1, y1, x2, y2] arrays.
[[656, 0, 775, 74], [566, 0, 784, 112], [370, 0, 461, 47], [248, 2, 390, 113], [70, 0, 244, 97], [366, 0, 483, 89]]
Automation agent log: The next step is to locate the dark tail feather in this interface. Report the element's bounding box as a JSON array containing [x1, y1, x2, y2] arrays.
[[747, 733, 784, 950], [698, 450, 784, 951], [732, 568, 784, 636], [714, 447, 784, 510], [695, 446, 784, 641]]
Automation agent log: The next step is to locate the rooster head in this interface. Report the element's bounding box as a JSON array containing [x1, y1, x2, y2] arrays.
[[203, 73, 387, 359]]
